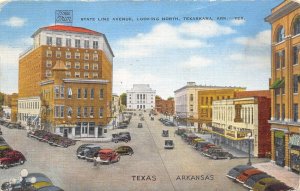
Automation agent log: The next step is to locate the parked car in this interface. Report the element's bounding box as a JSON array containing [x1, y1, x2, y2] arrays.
[[0, 150, 26, 169], [243, 173, 273, 189], [77, 145, 101, 160], [162, 130, 169, 137], [175, 128, 187, 136], [137, 123, 143, 128], [209, 150, 234, 160], [202, 146, 222, 156], [236, 168, 265, 183], [164, 121, 175, 126], [164, 140, 174, 149], [116, 124, 128, 129], [226, 165, 256, 180], [0, 137, 7, 146], [76, 144, 93, 155], [95, 149, 120, 164], [151, 117, 154, 120], [264, 182, 293, 191], [112, 135, 130, 143], [118, 132, 131, 141], [115, 146, 134, 156], [251, 177, 280, 191], [190, 138, 205, 146], [194, 141, 210, 150]]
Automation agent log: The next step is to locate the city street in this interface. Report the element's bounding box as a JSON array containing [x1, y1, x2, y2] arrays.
[[0, 112, 268, 191]]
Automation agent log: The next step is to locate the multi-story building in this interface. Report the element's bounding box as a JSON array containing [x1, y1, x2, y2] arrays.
[[18, 25, 114, 138], [265, 0, 300, 171], [174, 82, 244, 129], [211, 91, 271, 157], [198, 88, 245, 131], [126, 84, 156, 110], [155, 97, 174, 116]]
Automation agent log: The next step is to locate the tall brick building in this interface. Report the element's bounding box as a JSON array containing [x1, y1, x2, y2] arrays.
[[155, 97, 174, 116], [18, 25, 114, 138]]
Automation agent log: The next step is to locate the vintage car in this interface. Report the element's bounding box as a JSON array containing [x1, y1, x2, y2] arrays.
[[264, 182, 293, 191], [191, 138, 205, 146], [0, 137, 8, 146], [151, 117, 154, 120], [236, 168, 265, 183], [95, 149, 120, 164], [0, 150, 26, 169], [162, 130, 169, 137], [194, 141, 210, 150], [76, 144, 93, 155], [175, 128, 187, 136], [112, 134, 130, 143], [118, 132, 131, 141], [77, 145, 101, 160], [243, 173, 273, 189], [164, 121, 175, 126], [116, 124, 128, 129], [226, 165, 256, 180], [209, 150, 234, 160], [202, 146, 222, 156], [137, 123, 143, 128], [251, 177, 280, 191], [115, 146, 134, 156], [164, 140, 174, 149]]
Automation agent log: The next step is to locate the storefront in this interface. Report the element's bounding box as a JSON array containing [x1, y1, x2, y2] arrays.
[[289, 134, 300, 173], [274, 131, 285, 167]]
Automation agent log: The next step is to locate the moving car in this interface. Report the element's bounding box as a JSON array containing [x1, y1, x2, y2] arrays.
[[112, 135, 130, 143], [0, 150, 26, 169], [164, 140, 174, 149], [115, 146, 134, 156], [137, 123, 143, 128], [162, 130, 169, 137], [118, 132, 131, 141], [236, 168, 265, 183], [116, 124, 128, 129], [95, 149, 120, 164], [226, 165, 256, 180], [76, 144, 93, 157], [77, 145, 101, 160], [209, 150, 234, 160]]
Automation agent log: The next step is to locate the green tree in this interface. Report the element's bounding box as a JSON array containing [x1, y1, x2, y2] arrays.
[[167, 97, 174, 100], [120, 93, 127, 106], [155, 95, 162, 100]]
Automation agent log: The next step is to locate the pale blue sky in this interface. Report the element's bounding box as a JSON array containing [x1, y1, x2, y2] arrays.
[[0, 0, 282, 98]]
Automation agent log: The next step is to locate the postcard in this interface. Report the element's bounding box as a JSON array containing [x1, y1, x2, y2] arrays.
[[0, 0, 299, 191]]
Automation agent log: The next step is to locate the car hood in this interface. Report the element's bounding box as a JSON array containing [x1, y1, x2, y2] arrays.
[[0, 157, 10, 161]]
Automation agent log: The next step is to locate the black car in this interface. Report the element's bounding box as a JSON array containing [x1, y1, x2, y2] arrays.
[[243, 173, 273, 189], [164, 121, 175, 126], [162, 130, 169, 137], [194, 141, 210, 150], [116, 124, 128, 129], [137, 123, 143, 128], [112, 135, 130, 143], [209, 150, 234, 160], [164, 140, 174, 149], [226, 165, 255, 180], [115, 146, 134, 156], [77, 145, 101, 161], [118, 132, 131, 141], [76, 144, 93, 155]]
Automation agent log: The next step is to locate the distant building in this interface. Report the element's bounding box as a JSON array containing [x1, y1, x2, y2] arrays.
[[265, 0, 300, 171], [126, 84, 156, 110], [211, 91, 271, 157], [155, 97, 174, 116]]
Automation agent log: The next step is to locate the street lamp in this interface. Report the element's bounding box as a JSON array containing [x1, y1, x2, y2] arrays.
[[246, 133, 254, 166]]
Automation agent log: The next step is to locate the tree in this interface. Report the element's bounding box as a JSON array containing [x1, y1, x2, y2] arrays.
[[155, 95, 162, 100], [120, 93, 127, 106], [167, 97, 174, 100]]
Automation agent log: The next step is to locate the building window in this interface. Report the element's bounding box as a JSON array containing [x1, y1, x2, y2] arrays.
[[61, 86, 64, 98], [293, 104, 298, 122], [54, 105, 64, 118], [75, 39, 80, 48], [93, 54, 98, 61], [83, 107, 88, 117], [93, 63, 98, 70], [206, 97, 208, 104], [276, 26, 285, 42], [275, 86, 280, 96], [75, 62, 80, 69], [275, 104, 280, 120], [282, 104, 285, 121], [93, 41, 98, 49], [56, 51, 61, 58], [84, 72, 89, 78], [54, 86, 60, 99], [282, 77, 285, 95], [293, 46, 299, 65], [100, 89, 104, 99], [67, 88, 72, 98], [275, 52, 280, 69], [84, 63, 89, 70], [46, 50, 52, 57], [84, 53, 89, 60], [67, 107, 72, 118], [84, 88, 88, 98], [75, 72, 80, 78], [91, 88, 94, 99], [190, 94, 193, 101], [65, 71, 71, 78], [93, 73, 98, 78], [66, 52, 71, 59], [293, 75, 298, 93], [281, 50, 285, 68], [46, 60, 52, 68], [90, 107, 94, 117], [77, 107, 81, 117], [99, 107, 104, 118], [66, 61, 71, 69], [56, 37, 62, 47], [84, 40, 89, 49], [46, 70, 52, 77], [66, 38, 71, 47], [75, 52, 80, 59], [89, 122, 95, 135], [293, 16, 300, 36], [77, 88, 81, 98], [46, 36, 52, 45]]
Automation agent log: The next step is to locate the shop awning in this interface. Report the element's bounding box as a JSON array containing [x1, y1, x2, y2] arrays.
[[270, 79, 284, 89]]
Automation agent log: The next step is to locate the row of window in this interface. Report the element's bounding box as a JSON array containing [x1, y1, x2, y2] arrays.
[[213, 106, 254, 125], [18, 102, 40, 109], [53, 86, 104, 99], [275, 17, 300, 43], [54, 105, 104, 118], [275, 103, 298, 122], [46, 70, 99, 79], [274, 75, 298, 95], [46, 37, 99, 49], [275, 47, 299, 69], [46, 60, 99, 70], [200, 96, 231, 105], [46, 50, 99, 61]]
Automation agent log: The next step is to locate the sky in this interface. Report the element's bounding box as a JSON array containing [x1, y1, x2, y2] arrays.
[[0, 0, 284, 99]]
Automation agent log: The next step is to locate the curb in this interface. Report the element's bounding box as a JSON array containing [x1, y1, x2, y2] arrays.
[[75, 138, 112, 143]]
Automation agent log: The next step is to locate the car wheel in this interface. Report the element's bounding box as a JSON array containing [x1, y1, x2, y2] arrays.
[[227, 155, 233, 160], [124, 140, 128, 143], [19, 159, 25, 165], [129, 152, 133, 156], [3, 164, 8, 169], [212, 155, 218, 160], [115, 141, 118, 143]]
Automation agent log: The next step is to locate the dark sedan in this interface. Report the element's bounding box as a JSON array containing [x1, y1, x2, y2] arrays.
[[243, 173, 273, 189], [264, 182, 293, 191], [226, 165, 256, 180]]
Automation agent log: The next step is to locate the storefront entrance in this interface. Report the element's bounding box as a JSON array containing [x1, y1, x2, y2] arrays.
[[274, 131, 285, 167], [289, 134, 300, 173]]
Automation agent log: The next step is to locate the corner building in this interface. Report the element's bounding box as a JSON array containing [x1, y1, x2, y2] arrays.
[[265, 0, 300, 172], [18, 25, 114, 138]]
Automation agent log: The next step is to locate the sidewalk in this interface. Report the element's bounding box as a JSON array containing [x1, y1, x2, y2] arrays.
[[253, 162, 300, 189]]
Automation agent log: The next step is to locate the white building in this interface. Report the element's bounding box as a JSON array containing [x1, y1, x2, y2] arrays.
[[17, 97, 41, 127], [126, 84, 156, 110]]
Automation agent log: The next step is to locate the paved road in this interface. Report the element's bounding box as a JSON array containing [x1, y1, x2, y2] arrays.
[[0, 113, 268, 191]]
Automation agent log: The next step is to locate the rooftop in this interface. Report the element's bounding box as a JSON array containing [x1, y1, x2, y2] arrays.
[[32, 25, 101, 37]]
